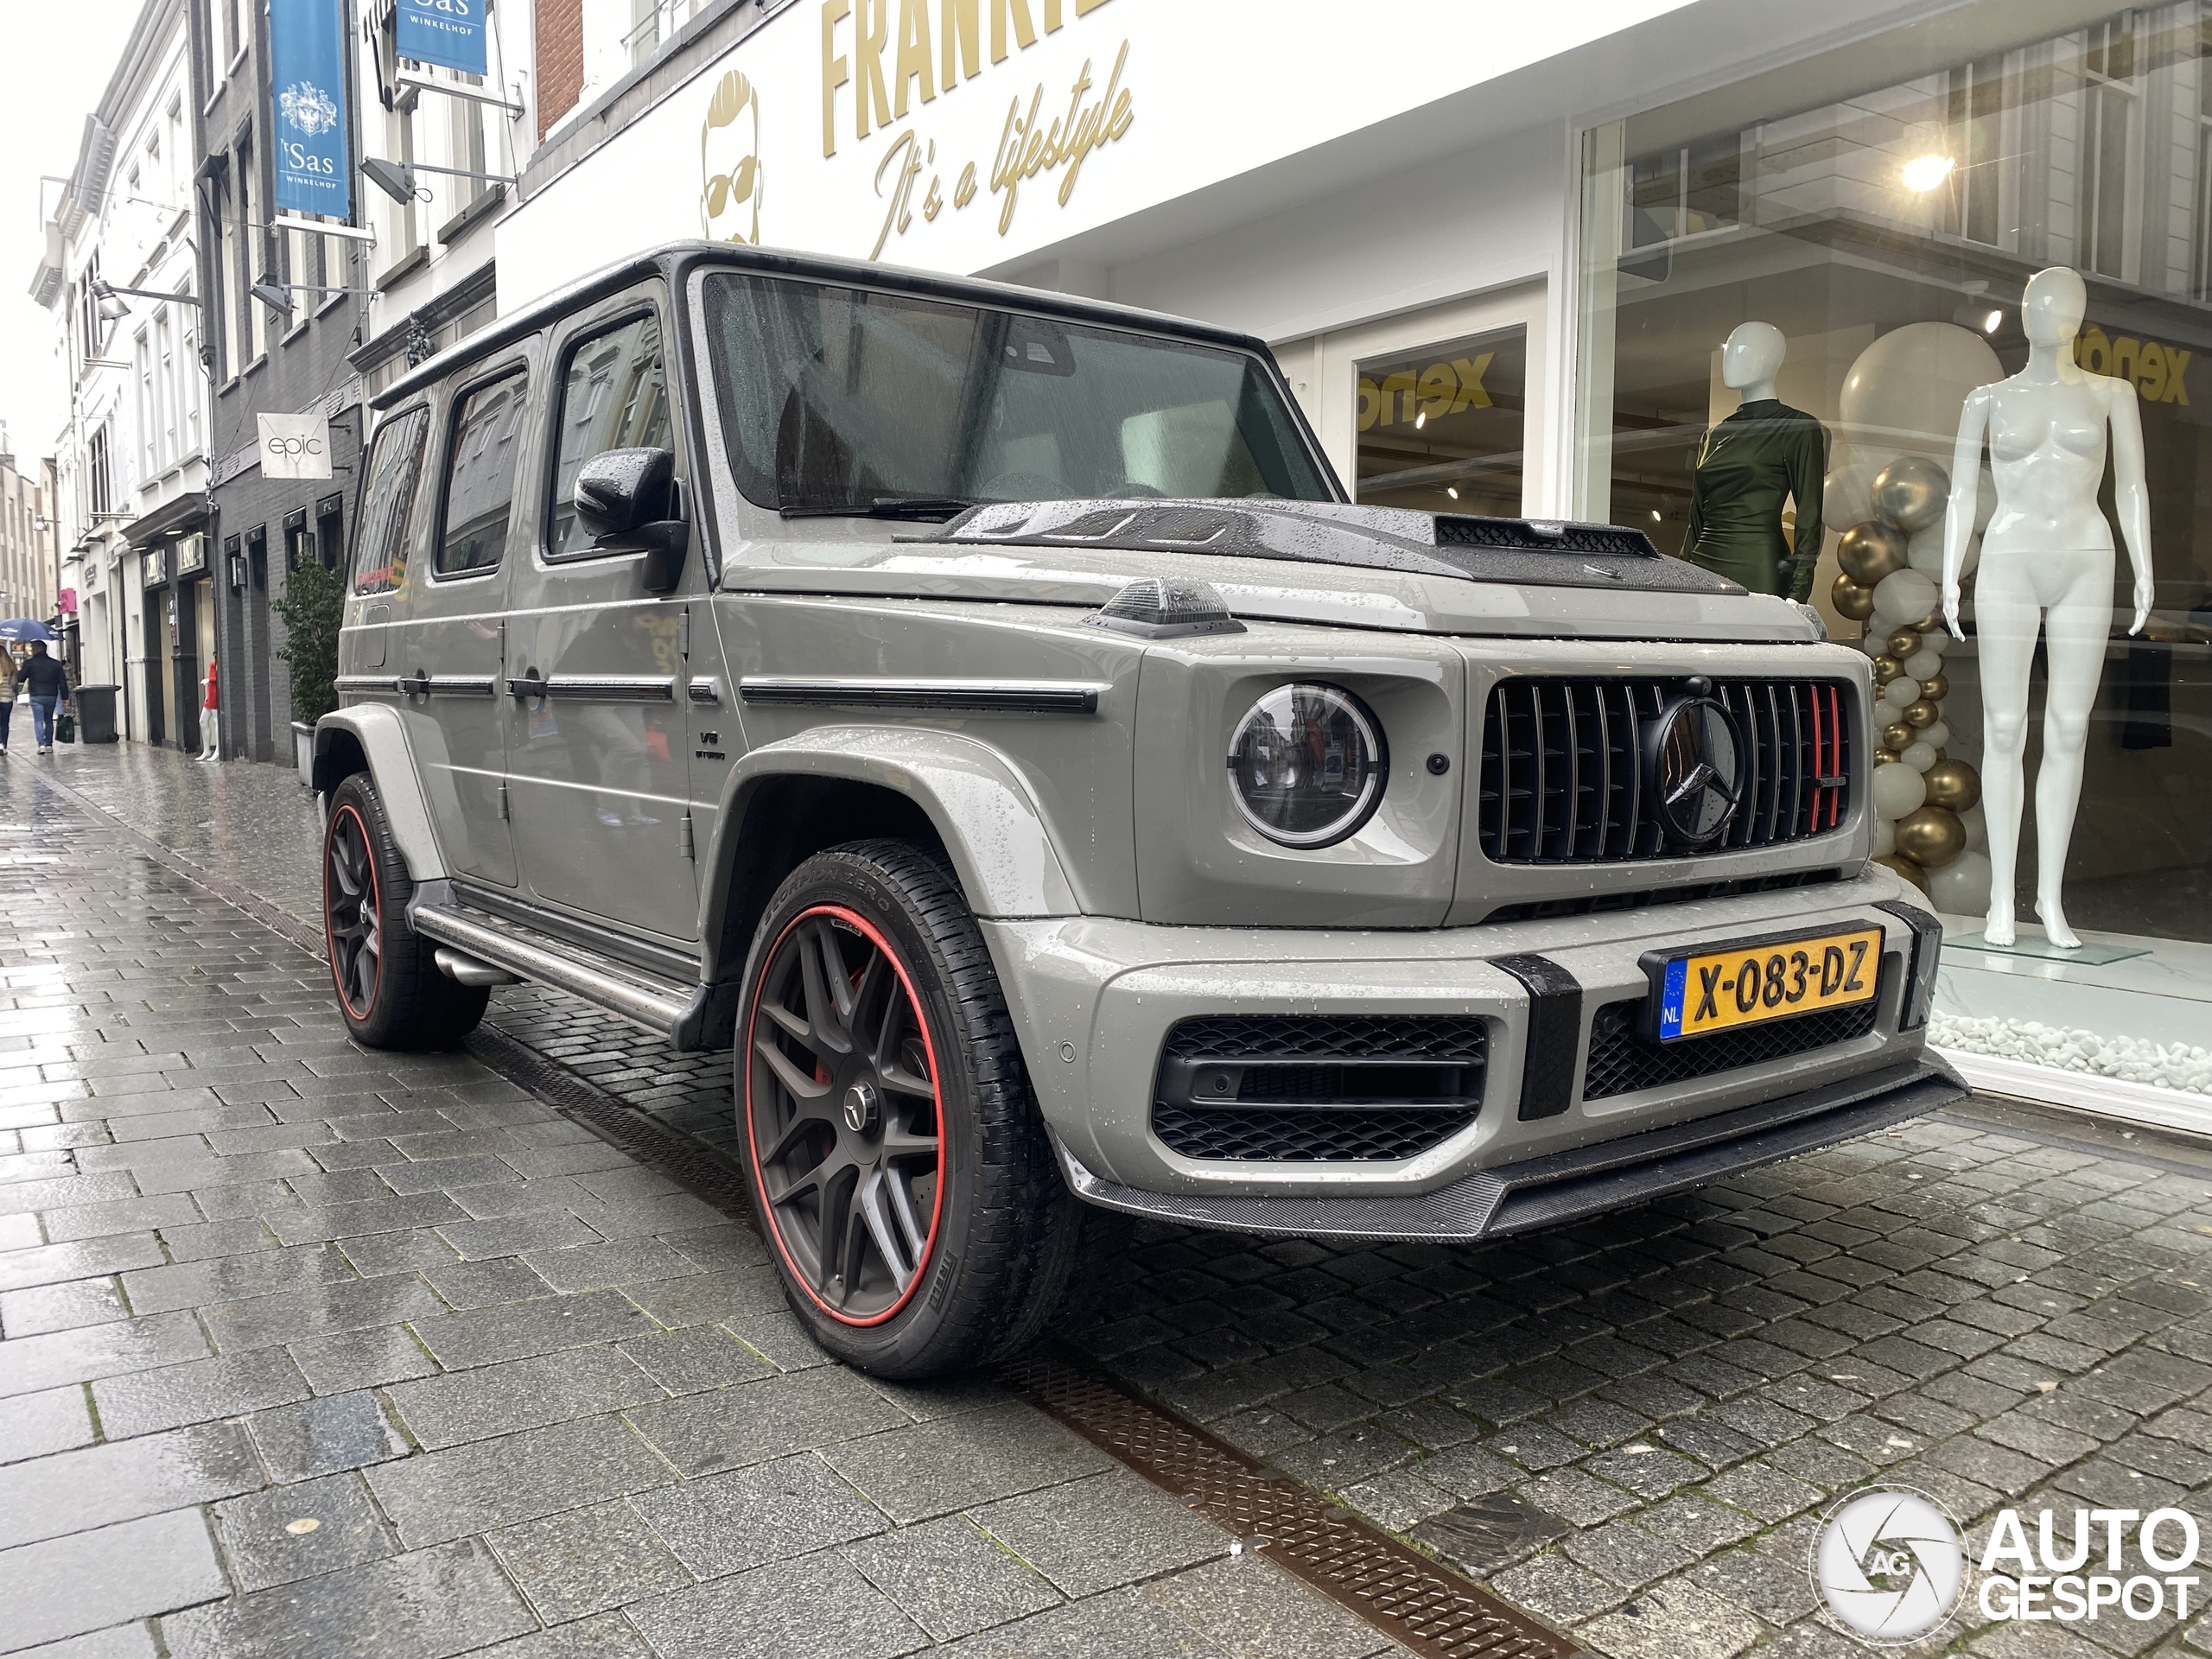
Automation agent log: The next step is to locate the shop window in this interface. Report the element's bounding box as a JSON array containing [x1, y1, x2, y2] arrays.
[[1576, 7, 2212, 1096], [284, 511, 313, 573], [1355, 327, 1527, 517], [352, 407, 430, 595], [438, 372, 528, 576]]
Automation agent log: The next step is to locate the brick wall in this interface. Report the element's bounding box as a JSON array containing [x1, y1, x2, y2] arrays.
[[536, 0, 584, 140]]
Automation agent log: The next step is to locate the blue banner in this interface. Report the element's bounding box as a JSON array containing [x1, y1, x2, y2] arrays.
[[397, 0, 488, 78], [269, 0, 350, 219]]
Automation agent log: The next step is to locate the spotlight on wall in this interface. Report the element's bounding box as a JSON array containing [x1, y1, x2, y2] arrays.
[[249, 278, 295, 317], [1902, 153, 1956, 193], [360, 157, 419, 203], [91, 281, 130, 322]]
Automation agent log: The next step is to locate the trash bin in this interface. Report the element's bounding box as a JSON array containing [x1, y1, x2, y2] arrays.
[[73, 685, 119, 744]]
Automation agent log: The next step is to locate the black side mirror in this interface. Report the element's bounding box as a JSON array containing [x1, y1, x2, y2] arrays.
[[574, 447, 688, 593]]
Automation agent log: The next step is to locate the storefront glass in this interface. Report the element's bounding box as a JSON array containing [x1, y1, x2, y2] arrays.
[[1355, 327, 1527, 515], [1576, 4, 2212, 1097]]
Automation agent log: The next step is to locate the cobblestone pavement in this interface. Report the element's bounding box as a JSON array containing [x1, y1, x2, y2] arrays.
[[15, 742, 2212, 1659], [0, 752, 1395, 1659]]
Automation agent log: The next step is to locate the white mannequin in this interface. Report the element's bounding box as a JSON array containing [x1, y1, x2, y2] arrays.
[[1721, 321, 1784, 404], [1942, 267, 2154, 948]]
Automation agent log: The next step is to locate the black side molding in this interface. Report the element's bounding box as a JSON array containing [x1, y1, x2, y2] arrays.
[[1491, 953, 1584, 1121]]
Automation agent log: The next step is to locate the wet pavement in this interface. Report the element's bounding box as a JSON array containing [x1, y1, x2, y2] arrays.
[[4, 741, 2212, 1659]]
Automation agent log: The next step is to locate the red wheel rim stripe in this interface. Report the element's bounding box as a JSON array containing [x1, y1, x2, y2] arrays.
[[325, 803, 378, 1020], [743, 902, 948, 1328]]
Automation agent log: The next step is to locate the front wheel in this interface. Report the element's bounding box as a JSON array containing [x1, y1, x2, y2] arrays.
[[323, 772, 488, 1050], [738, 841, 1084, 1376]]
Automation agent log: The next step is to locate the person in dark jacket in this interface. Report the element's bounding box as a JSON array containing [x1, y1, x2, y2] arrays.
[[16, 643, 67, 754]]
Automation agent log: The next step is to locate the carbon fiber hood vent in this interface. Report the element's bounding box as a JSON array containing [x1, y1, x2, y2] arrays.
[[929, 499, 1741, 594]]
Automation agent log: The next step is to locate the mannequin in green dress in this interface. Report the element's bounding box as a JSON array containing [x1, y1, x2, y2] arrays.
[[1682, 322, 1827, 600]]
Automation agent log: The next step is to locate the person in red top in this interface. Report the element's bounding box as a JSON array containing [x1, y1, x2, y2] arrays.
[[198, 658, 219, 762]]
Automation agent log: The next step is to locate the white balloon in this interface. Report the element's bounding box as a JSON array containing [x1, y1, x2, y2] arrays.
[[1824, 453, 1878, 532], [1902, 741, 1939, 772], [1916, 627, 1952, 658], [1928, 849, 1993, 914], [1959, 801, 1986, 851], [1906, 524, 1946, 578], [1872, 569, 1940, 626], [1872, 817, 1896, 859], [1872, 763, 1928, 820], [1920, 719, 1951, 749], [1903, 648, 1943, 679], [1880, 677, 1922, 712], [1839, 323, 2006, 466]]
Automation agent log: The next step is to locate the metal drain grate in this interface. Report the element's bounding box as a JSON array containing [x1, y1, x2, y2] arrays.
[[999, 1352, 1578, 1659], [467, 1026, 756, 1217]]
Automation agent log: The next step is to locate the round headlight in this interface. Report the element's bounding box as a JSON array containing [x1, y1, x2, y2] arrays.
[[1227, 683, 1388, 848]]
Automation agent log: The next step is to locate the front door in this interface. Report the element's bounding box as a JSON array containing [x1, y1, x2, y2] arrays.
[[395, 351, 536, 888], [505, 292, 700, 944]]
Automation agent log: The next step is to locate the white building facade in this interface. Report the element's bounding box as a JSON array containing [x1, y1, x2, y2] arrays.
[[34, 0, 208, 744]]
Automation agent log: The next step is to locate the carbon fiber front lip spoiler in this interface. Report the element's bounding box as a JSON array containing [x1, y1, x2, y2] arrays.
[[1052, 1054, 1967, 1242]]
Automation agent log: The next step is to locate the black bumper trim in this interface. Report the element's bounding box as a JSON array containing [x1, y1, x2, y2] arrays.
[[1052, 1053, 1966, 1242]]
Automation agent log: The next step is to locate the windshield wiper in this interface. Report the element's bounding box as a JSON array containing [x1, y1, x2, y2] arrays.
[[779, 496, 976, 522]]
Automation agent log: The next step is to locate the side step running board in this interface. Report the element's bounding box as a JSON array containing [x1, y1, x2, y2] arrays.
[[411, 901, 700, 1041]]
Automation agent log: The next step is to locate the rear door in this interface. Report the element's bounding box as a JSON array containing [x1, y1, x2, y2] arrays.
[[397, 345, 537, 887], [505, 286, 702, 944]]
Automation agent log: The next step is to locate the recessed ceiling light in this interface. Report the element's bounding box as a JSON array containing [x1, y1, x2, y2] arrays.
[[1983, 308, 2003, 334], [1414, 410, 1427, 429], [1650, 510, 1662, 522], [1446, 486, 1459, 499], [1902, 153, 1955, 192]]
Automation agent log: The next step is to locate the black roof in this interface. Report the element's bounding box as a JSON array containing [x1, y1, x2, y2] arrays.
[[372, 241, 1270, 411]]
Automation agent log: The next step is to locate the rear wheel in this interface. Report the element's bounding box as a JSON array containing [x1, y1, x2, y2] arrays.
[[323, 772, 488, 1050], [738, 841, 1084, 1376]]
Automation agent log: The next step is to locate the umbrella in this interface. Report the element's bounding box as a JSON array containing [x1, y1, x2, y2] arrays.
[[0, 620, 54, 643]]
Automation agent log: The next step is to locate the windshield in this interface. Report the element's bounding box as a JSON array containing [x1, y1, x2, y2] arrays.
[[699, 272, 1335, 513]]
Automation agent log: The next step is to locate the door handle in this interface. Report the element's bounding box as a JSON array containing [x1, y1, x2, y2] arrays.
[[506, 669, 547, 702]]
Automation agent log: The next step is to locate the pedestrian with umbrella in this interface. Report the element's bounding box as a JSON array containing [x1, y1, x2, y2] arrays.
[[0, 620, 53, 754], [12, 638, 68, 755]]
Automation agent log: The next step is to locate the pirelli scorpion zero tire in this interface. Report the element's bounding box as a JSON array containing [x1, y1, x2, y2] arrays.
[[738, 841, 1086, 1377], [323, 772, 489, 1051]]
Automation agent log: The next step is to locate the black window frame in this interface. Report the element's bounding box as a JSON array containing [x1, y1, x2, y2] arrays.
[[432, 360, 531, 582], [541, 303, 676, 565]]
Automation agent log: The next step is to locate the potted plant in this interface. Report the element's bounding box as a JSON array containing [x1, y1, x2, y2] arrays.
[[273, 559, 342, 787]]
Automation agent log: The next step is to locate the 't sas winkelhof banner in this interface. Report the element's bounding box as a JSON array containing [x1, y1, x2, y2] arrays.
[[397, 0, 488, 78], [269, 0, 351, 219]]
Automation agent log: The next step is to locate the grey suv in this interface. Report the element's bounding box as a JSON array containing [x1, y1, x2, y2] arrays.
[[316, 243, 1964, 1376]]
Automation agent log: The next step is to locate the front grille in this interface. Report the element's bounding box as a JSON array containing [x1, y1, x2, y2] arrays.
[[1436, 516, 1657, 557], [1478, 677, 1852, 865], [1152, 1014, 1485, 1163], [1580, 992, 1885, 1101]]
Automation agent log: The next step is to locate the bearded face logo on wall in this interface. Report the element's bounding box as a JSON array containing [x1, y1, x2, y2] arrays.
[[701, 70, 763, 245]]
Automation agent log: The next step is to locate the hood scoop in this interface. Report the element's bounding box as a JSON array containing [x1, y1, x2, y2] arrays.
[[929, 499, 1740, 595]]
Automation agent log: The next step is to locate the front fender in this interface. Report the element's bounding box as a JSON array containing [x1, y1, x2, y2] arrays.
[[702, 727, 1082, 966], [314, 706, 448, 884]]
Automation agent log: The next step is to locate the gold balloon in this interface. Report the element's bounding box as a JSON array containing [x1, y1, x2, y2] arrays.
[[1923, 758, 1980, 812], [1895, 805, 1967, 869], [1874, 853, 1929, 893], [1885, 628, 1922, 659], [1872, 654, 1904, 684], [1874, 748, 1903, 764], [1837, 522, 1909, 585], [1832, 572, 1876, 620], [1883, 721, 1915, 751], [1903, 699, 1940, 729], [1908, 609, 1944, 633], [1920, 672, 1949, 700]]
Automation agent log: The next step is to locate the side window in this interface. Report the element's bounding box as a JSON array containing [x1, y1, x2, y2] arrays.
[[436, 371, 529, 577], [547, 310, 672, 557], [352, 406, 429, 595]]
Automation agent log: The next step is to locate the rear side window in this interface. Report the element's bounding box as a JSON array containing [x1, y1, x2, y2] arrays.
[[437, 372, 528, 577], [352, 406, 429, 595], [547, 311, 673, 557]]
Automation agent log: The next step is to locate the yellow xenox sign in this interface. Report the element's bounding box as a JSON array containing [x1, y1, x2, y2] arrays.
[[1358, 353, 1493, 431], [2075, 327, 2191, 405]]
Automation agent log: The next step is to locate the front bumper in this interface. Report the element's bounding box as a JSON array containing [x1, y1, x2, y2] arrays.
[[1051, 1054, 1963, 1241], [984, 865, 1954, 1209]]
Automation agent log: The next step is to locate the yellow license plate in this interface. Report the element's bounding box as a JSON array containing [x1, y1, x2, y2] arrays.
[[1652, 925, 1883, 1041]]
